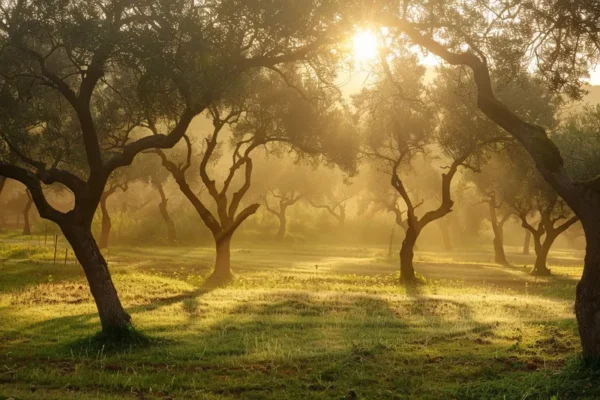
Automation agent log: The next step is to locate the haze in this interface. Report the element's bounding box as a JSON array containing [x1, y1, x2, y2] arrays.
[[1, 1, 600, 399]]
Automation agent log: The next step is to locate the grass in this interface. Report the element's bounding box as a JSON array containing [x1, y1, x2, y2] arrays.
[[0, 236, 598, 399]]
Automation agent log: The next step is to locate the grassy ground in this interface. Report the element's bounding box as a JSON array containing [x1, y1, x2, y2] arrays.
[[0, 234, 598, 399]]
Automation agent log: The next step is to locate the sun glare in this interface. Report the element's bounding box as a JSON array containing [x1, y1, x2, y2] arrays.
[[352, 30, 378, 62]]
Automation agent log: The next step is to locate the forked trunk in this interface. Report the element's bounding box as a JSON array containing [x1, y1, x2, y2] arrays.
[[22, 192, 33, 236], [275, 213, 287, 241], [99, 197, 111, 250], [576, 224, 600, 359], [207, 234, 233, 285], [61, 224, 131, 333], [157, 183, 177, 243], [489, 203, 508, 265], [531, 237, 552, 276], [523, 230, 531, 255], [399, 226, 418, 283]]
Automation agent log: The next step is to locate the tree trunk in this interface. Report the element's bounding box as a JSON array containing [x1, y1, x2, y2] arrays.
[[157, 183, 177, 244], [399, 226, 418, 283], [523, 230, 531, 255], [99, 196, 111, 250], [493, 227, 509, 265], [22, 191, 33, 235], [61, 224, 131, 334], [531, 237, 552, 276], [275, 213, 287, 241], [575, 225, 600, 359], [206, 234, 234, 285]]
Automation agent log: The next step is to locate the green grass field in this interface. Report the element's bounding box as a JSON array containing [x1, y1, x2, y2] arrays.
[[1, 235, 599, 399]]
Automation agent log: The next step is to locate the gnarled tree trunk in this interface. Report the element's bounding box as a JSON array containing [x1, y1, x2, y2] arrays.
[[576, 222, 600, 359], [156, 182, 177, 243], [99, 195, 111, 250], [207, 234, 233, 285], [489, 202, 509, 265], [22, 190, 33, 235], [531, 235, 553, 276], [275, 213, 287, 241], [493, 229, 508, 265], [62, 224, 131, 333], [399, 226, 418, 283]]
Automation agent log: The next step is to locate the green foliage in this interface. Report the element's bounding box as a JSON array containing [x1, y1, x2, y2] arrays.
[[554, 104, 600, 181]]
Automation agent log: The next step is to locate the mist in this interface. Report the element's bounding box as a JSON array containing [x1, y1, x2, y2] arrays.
[[1, 1, 599, 399]]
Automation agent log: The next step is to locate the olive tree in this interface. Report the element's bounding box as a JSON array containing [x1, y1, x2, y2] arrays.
[[98, 177, 128, 250], [467, 159, 515, 265], [0, 0, 350, 334], [156, 69, 353, 284], [375, 0, 600, 356], [356, 58, 504, 283], [264, 189, 303, 241]]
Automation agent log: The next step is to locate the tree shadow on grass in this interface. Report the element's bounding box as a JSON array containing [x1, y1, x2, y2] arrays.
[[8, 282, 217, 355], [3, 289, 596, 399], [0, 261, 83, 293]]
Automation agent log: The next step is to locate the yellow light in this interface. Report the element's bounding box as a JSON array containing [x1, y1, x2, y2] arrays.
[[352, 30, 378, 62]]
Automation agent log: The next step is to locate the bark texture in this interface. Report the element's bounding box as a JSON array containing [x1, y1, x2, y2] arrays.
[[206, 235, 234, 285], [399, 226, 418, 283], [62, 224, 131, 333], [99, 195, 111, 250]]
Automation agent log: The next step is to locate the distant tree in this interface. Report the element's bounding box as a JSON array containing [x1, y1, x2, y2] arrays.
[[360, 178, 413, 257], [152, 174, 178, 245], [488, 143, 577, 275], [466, 158, 515, 265], [377, 0, 600, 356], [98, 179, 128, 250], [0, 0, 349, 334], [308, 190, 354, 228], [129, 154, 179, 244], [156, 70, 353, 284], [264, 189, 302, 240], [22, 189, 33, 235], [356, 60, 505, 283]]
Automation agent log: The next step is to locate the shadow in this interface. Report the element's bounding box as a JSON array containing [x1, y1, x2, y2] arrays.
[[1, 286, 594, 399], [0, 260, 83, 293], [126, 284, 215, 314]]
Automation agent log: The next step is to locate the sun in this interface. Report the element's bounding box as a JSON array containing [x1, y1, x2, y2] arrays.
[[352, 30, 379, 62]]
